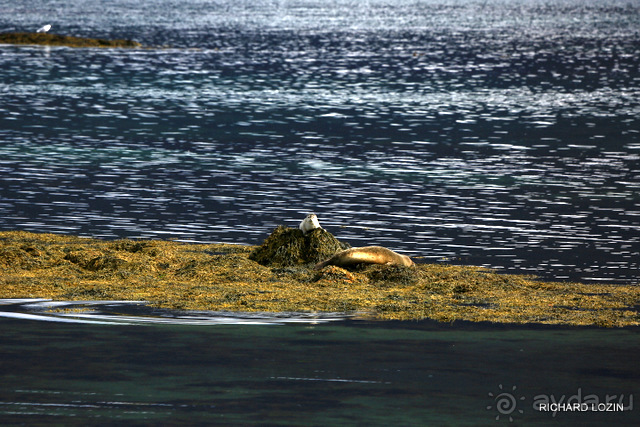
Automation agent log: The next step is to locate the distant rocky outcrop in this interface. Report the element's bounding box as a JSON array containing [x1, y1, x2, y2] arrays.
[[0, 32, 142, 48]]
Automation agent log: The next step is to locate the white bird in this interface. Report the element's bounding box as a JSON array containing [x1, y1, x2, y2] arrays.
[[299, 213, 322, 234], [36, 24, 51, 33]]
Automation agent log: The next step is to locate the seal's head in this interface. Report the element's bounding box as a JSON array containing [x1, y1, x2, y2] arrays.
[[299, 213, 322, 234]]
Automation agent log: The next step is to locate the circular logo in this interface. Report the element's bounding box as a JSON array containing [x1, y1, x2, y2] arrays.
[[487, 384, 525, 421]]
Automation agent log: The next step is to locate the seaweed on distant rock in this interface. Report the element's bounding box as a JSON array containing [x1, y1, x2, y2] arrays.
[[0, 32, 142, 48]]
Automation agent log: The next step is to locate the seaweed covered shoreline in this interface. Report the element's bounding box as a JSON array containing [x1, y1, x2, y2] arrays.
[[0, 32, 142, 48], [1, 230, 638, 327]]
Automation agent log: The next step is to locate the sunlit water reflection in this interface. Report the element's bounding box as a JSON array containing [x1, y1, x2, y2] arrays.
[[0, 299, 351, 325], [1, 0, 639, 283]]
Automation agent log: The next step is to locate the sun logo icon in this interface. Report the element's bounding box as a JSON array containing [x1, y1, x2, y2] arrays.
[[487, 384, 525, 421]]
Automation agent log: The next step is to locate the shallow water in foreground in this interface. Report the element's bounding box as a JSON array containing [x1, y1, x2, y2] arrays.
[[0, 300, 638, 425]]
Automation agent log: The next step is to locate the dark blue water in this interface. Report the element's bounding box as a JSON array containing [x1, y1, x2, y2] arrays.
[[1, 0, 639, 283], [0, 300, 638, 425]]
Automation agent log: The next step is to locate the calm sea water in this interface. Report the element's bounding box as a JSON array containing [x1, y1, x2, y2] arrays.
[[1, 0, 639, 283], [0, 300, 638, 426]]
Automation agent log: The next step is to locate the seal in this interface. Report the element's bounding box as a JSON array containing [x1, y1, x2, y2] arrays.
[[299, 213, 322, 234], [314, 246, 414, 270]]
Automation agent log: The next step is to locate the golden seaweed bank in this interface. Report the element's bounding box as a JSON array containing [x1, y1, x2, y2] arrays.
[[1, 230, 638, 327], [0, 32, 141, 48]]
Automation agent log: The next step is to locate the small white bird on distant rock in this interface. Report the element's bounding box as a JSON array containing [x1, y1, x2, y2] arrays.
[[36, 24, 52, 33]]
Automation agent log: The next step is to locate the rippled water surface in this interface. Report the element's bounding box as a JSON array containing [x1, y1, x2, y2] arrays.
[[1, 0, 639, 283]]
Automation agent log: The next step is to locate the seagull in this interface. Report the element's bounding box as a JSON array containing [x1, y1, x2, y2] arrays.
[[36, 24, 51, 33]]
